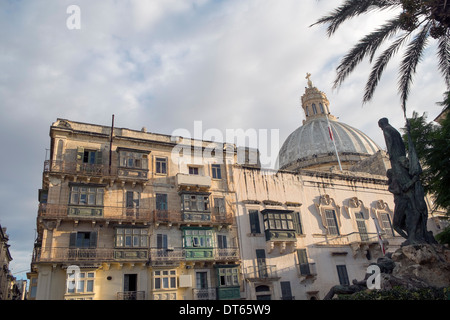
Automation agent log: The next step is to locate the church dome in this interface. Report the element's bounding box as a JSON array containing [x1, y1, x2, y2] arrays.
[[278, 75, 381, 171]]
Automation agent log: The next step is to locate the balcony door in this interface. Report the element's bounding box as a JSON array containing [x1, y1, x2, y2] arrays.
[[196, 271, 208, 289], [124, 274, 137, 292], [256, 249, 268, 278]]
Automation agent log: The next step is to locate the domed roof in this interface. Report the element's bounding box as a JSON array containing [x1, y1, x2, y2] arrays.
[[278, 118, 380, 169], [278, 75, 381, 171]]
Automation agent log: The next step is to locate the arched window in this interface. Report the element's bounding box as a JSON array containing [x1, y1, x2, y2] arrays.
[[255, 285, 270, 292], [319, 103, 325, 113], [312, 104, 318, 115], [305, 106, 310, 117]]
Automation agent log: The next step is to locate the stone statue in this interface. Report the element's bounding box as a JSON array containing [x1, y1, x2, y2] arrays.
[[306, 73, 313, 88], [378, 118, 437, 246]]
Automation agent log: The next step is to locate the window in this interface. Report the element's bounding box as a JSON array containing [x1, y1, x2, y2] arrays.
[[211, 164, 222, 179], [77, 147, 102, 165], [319, 103, 325, 113], [263, 212, 294, 231], [280, 281, 293, 300], [189, 166, 199, 175], [312, 103, 318, 114], [119, 150, 148, 169], [293, 212, 303, 234], [155, 157, 167, 174], [355, 212, 369, 241], [182, 194, 209, 212], [157, 234, 168, 249], [126, 191, 140, 209], [249, 210, 261, 234], [154, 270, 177, 290], [214, 198, 226, 215], [380, 213, 394, 236], [183, 229, 213, 248], [217, 234, 228, 249], [70, 186, 104, 206], [297, 249, 311, 275], [325, 209, 340, 235], [336, 265, 350, 285], [67, 271, 95, 294], [115, 228, 148, 248], [156, 194, 168, 211], [69, 232, 97, 248], [218, 268, 239, 287]]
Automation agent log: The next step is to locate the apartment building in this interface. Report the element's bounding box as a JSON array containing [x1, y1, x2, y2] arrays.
[[28, 118, 241, 300]]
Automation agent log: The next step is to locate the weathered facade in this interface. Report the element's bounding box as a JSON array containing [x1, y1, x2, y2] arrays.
[[232, 166, 400, 300], [28, 119, 241, 300]]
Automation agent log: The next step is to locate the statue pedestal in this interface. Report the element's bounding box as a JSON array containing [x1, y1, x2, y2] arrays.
[[385, 243, 450, 289]]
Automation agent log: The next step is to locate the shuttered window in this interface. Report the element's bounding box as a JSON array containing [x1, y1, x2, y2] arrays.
[[325, 209, 340, 235], [249, 210, 261, 234], [336, 265, 350, 286]]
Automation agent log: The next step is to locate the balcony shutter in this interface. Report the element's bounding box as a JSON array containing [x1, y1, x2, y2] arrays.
[[297, 249, 308, 264], [95, 150, 103, 165], [89, 232, 97, 248], [249, 210, 261, 234], [76, 147, 84, 160], [126, 191, 134, 208], [293, 212, 303, 234], [69, 232, 77, 248]]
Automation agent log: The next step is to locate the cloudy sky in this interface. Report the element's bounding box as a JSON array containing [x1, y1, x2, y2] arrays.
[[0, 0, 446, 280]]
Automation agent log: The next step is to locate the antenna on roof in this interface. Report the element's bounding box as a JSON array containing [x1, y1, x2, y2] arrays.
[[109, 114, 115, 175]]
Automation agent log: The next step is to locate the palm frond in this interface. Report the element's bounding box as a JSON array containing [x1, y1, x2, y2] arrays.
[[312, 0, 401, 36], [398, 22, 432, 114], [437, 31, 450, 88], [333, 15, 404, 89], [363, 33, 411, 103]]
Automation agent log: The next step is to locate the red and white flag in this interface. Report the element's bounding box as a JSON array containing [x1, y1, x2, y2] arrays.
[[328, 125, 334, 141]]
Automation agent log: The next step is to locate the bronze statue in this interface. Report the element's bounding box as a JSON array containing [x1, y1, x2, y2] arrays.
[[378, 118, 436, 246]]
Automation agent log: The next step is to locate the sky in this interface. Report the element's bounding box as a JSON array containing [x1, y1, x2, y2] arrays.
[[0, 0, 447, 281]]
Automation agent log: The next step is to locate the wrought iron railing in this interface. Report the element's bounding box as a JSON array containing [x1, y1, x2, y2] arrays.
[[117, 291, 145, 300], [33, 247, 239, 264], [38, 203, 152, 222], [192, 288, 216, 300], [245, 265, 279, 280]]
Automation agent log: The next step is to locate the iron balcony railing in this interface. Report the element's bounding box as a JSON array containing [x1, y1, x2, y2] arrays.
[[38, 203, 152, 222], [296, 262, 317, 277], [32, 247, 239, 264], [38, 204, 234, 225], [32, 247, 116, 263], [245, 265, 279, 280], [44, 160, 148, 179], [192, 288, 216, 300], [314, 232, 389, 246], [117, 291, 145, 300]]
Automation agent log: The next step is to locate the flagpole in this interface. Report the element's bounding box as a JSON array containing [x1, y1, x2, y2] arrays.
[[326, 113, 343, 171]]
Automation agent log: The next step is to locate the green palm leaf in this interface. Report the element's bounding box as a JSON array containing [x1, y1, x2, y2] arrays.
[[398, 22, 432, 114]]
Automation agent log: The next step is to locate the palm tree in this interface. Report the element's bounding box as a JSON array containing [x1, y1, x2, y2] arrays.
[[313, 0, 450, 117]]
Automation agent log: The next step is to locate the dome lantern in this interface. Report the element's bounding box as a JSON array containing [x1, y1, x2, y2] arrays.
[[301, 73, 336, 123]]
